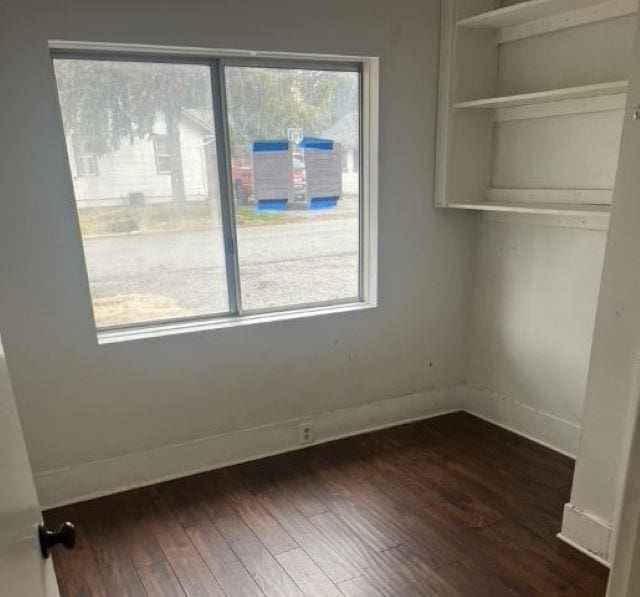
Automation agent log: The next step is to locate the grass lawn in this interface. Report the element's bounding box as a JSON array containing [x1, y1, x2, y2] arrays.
[[78, 202, 289, 237]]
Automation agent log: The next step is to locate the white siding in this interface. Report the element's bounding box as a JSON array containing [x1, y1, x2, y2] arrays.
[[71, 118, 210, 207]]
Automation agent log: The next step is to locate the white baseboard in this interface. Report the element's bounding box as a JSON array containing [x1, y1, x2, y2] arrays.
[[38, 380, 606, 567], [37, 382, 583, 509], [36, 384, 462, 509], [461, 384, 581, 458], [560, 503, 613, 565]]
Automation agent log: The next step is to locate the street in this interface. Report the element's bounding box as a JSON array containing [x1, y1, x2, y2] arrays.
[[84, 216, 359, 326]]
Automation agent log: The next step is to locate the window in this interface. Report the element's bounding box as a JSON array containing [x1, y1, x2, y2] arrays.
[[225, 66, 361, 311], [153, 134, 172, 174], [73, 138, 99, 176], [52, 49, 376, 335], [54, 58, 229, 328]]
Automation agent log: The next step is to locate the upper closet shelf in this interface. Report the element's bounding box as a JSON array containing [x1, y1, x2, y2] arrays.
[[454, 81, 629, 110], [447, 201, 611, 217], [457, 0, 620, 29]]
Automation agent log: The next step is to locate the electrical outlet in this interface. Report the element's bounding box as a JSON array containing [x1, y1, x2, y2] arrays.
[[299, 422, 314, 445]]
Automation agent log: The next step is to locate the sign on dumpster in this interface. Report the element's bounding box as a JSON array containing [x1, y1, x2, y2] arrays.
[[298, 138, 342, 209], [252, 140, 293, 211]]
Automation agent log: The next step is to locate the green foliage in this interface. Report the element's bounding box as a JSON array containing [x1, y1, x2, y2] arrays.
[[77, 202, 288, 237], [53, 59, 210, 155], [225, 67, 357, 150], [53, 59, 358, 156]]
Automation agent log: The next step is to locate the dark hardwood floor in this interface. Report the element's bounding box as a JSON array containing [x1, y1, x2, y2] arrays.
[[44, 412, 608, 596]]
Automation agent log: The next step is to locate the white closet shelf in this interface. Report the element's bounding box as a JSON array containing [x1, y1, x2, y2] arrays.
[[454, 81, 628, 110], [457, 0, 612, 29], [447, 201, 611, 216]]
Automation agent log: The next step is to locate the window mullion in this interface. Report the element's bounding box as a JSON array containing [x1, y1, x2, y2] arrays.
[[210, 59, 243, 315]]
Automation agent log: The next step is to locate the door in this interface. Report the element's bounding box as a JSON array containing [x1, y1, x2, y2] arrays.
[[608, 379, 640, 595], [583, 8, 640, 595], [0, 332, 60, 596]]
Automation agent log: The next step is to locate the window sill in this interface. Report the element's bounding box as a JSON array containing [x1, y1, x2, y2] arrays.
[[96, 301, 376, 345]]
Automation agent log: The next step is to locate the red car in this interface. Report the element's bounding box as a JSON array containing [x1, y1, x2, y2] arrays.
[[232, 157, 306, 205], [231, 164, 253, 205]]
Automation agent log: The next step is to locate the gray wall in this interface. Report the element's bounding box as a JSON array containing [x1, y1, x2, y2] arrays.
[[0, 0, 475, 480]]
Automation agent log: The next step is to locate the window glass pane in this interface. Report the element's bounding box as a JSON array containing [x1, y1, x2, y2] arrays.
[[225, 66, 360, 312], [53, 58, 229, 328]]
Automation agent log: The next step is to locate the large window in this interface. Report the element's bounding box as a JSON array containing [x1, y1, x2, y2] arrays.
[[52, 50, 374, 334]]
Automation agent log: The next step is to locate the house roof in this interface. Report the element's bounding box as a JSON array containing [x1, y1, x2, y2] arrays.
[[181, 108, 213, 133]]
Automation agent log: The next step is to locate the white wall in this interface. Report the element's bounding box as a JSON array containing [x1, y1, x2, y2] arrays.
[[465, 215, 607, 457], [0, 0, 476, 507], [496, 14, 635, 95]]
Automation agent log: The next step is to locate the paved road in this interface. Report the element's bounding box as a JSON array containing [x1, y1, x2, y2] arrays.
[[84, 217, 359, 325]]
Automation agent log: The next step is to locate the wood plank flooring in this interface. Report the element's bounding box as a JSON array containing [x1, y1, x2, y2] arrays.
[[44, 412, 609, 596]]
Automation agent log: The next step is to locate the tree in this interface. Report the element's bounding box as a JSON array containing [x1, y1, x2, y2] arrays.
[[54, 59, 211, 204], [224, 67, 358, 152]]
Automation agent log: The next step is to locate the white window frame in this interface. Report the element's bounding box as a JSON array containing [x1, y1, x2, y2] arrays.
[[73, 137, 99, 177], [50, 41, 379, 344], [153, 133, 172, 174]]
